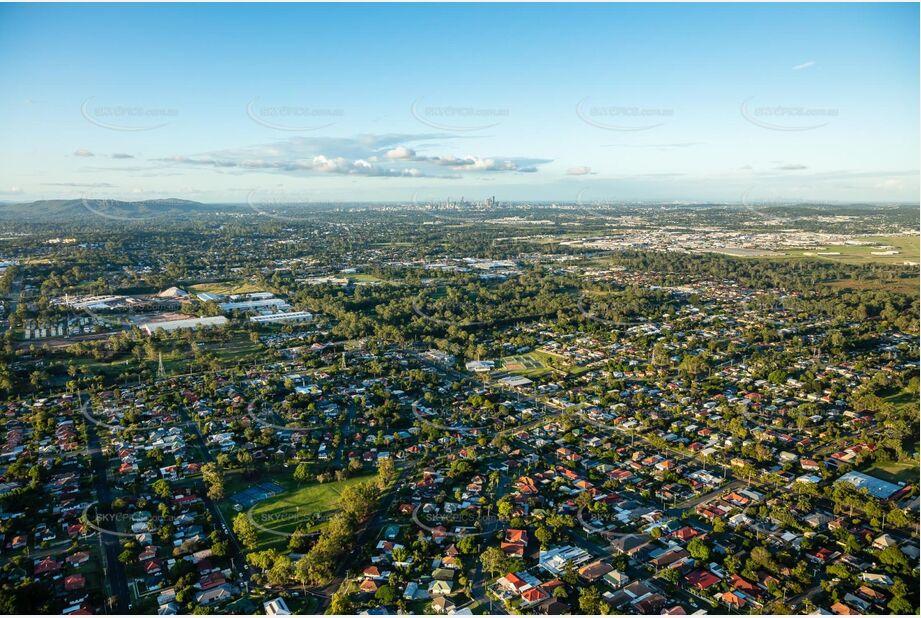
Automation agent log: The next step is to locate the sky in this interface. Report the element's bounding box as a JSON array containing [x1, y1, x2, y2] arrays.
[[0, 2, 918, 204]]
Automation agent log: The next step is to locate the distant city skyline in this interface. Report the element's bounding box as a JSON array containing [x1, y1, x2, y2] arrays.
[[0, 2, 918, 203]]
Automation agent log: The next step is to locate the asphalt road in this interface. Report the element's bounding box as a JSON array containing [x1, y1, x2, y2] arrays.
[[178, 406, 251, 587], [82, 395, 132, 613]]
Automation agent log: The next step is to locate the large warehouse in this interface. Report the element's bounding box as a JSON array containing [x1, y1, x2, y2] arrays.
[[140, 315, 228, 335]]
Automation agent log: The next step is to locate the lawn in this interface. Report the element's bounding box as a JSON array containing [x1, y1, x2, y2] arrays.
[[497, 352, 548, 376], [883, 389, 919, 415], [221, 472, 377, 550], [496, 349, 585, 378], [863, 461, 919, 485]]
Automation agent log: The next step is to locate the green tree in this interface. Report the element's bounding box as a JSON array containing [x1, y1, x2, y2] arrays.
[[687, 536, 711, 561], [232, 513, 259, 550], [152, 478, 172, 500], [375, 584, 397, 605]]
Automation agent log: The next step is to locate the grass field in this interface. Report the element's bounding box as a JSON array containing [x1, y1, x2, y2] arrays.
[[61, 332, 265, 382], [497, 350, 559, 378], [496, 349, 591, 378], [221, 473, 376, 550], [188, 281, 267, 295], [498, 352, 546, 373], [787, 234, 920, 265], [863, 461, 919, 485], [824, 276, 919, 295], [347, 273, 390, 283], [884, 389, 918, 413]]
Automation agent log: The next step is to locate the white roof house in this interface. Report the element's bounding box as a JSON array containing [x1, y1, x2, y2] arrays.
[[263, 597, 290, 616]]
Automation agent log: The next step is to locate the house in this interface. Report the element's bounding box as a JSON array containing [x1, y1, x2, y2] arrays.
[[198, 572, 227, 590], [871, 534, 898, 551], [859, 572, 893, 588], [633, 593, 668, 614], [662, 606, 687, 615], [359, 579, 380, 594], [610, 534, 651, 556], [685, 569, 721, 591], [431, 596, 455, 614], [521, 587, 549, 607], [578, 560, 613, 583], [497, 572, 531, 594], [649, 548, 689, 569], [502, 529, 528, 557], [403, 581, 429, 601], [602, 569, 630, 590], [428, 579, 453, 596], [830, 601, 859, 615], [67, 551, 90, 567], [64, 574, 86, 591], [719, 591, 746, 610], [672, 526, 699, 542], [194, 583, 234, 606], [34, 557, 62, 576], [263, 597, 290, 616]]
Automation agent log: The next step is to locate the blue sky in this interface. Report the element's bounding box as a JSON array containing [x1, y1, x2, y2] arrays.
[[0, 2, 917, 204]]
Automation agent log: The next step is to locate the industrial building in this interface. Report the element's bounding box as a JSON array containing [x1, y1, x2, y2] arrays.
[[248, 310, 314, 324], [141, 315, 228, 335]]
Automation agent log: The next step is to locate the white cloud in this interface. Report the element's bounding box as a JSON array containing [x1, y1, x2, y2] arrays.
[[73, 149, 95, 157], [153, 134, 551, 180], [792, 60, 816, 71], [43, 182, 117, 188], [567, 166, 593, 176], [386, 146, 416, 160]]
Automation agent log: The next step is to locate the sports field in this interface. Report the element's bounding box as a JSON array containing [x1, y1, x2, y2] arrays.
[[227, 473, 376, 550], [862, 461, 919, 486], [496, 349, 588, 378]]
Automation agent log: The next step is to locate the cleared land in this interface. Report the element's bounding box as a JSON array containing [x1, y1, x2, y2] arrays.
[[824, 276, 919, 295], [187, 281, 266, 295], [790, 234, 920, 265]]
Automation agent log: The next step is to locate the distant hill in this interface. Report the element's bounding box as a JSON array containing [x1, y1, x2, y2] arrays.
[[0, 198, 227, 221]]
